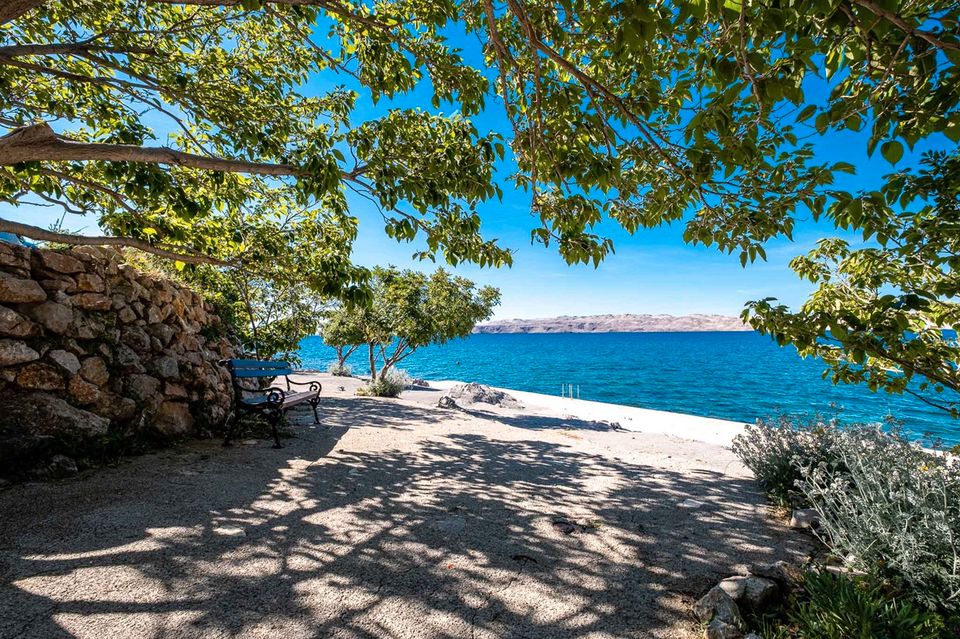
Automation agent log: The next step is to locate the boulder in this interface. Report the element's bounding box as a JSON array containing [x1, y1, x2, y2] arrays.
[[0, 392, 109, 466], [0, 339, 40, 366], [25, 301, 73, 333], [438, 382, 522, 409], [79, 356, 109, 385], [47, 349, 81, 375], [718, 575, 779, 612], [68, 375, 101, 405], [38, 251, 84, 274], [152, 401, 194, 438], [693, 586, 744, 629], [0, 272, 46, 303], [16, 363, 65, 391], [0, 306, 38, 337]]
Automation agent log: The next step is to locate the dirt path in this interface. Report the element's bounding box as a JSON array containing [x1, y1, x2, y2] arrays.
[[0, 378, 809, 638]]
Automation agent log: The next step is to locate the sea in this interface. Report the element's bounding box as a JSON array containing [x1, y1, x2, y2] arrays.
[[296, 331, 958, 445]]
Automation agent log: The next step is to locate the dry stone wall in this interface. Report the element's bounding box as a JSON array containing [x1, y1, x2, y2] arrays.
[[0, 241, 235, 477]]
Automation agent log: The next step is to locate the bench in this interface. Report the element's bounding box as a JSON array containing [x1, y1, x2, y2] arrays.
[[222, 359, 322, 448]]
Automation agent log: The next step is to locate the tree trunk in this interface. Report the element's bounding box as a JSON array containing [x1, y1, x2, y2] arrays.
[[367, 343, 378, 382]]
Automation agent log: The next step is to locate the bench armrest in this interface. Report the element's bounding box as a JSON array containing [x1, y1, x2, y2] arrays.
[[284, 376, 321, 395]]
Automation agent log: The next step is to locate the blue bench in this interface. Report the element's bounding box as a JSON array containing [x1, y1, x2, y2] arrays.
[[222, 359, 321, 448]]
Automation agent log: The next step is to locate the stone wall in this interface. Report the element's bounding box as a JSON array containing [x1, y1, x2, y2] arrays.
[[0, 241, 235, 477]]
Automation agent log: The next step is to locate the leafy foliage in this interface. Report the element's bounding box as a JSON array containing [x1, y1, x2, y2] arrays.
[[324, 266, 499, 381], [3, 0, 960, 409], [786, 571, 944, 639], [746, 152, 960, 415]]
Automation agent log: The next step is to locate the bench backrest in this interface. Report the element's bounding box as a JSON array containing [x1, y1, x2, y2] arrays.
[[225, 359, 295, 378]]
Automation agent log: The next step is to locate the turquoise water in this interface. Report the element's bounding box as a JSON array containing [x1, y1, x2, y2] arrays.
[[296, 332, 957, 444]]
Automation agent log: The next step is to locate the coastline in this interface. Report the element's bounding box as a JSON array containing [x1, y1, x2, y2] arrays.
[[413, 379, 750, 447]]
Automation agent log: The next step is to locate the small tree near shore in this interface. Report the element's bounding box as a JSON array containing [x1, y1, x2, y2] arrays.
[[321, 310, 366, 375], [325, 267, 499, 390]]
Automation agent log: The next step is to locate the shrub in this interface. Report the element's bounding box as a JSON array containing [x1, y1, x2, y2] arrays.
[[732, 416, 848, 507], [327, 361, 353, 377], [800, 428, 960, 613], [789, 571, 944, 639], [357, 368, 409, 398]]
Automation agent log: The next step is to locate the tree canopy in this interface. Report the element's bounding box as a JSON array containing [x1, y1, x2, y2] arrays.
[[2, 0, 959, 410]]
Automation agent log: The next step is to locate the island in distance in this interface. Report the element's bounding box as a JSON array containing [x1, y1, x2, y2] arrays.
[[473, 313, 752, 334]]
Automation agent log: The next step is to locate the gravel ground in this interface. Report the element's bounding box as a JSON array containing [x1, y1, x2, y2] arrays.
[[0, 375, 810, 638]]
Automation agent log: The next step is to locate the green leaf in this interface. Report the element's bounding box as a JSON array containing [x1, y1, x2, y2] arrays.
[[881, 140, 903, 165]]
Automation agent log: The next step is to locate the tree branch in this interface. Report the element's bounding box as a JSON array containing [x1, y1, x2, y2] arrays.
[[0, 122, 301, 176], [848, 0, 960, 52], [0, 218, 234, 266], [0, 0, 43, 25]]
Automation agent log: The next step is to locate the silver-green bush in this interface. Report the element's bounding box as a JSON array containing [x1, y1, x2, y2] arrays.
[[801, 428, 960, 613], [731, 416, 847, 507], [357, 368, 410, 398]]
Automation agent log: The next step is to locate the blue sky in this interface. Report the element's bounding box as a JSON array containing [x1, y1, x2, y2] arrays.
[[1, 26, 951, 321]]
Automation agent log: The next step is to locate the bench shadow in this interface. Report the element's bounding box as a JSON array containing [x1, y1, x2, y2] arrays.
[[0, 398, 808, 639]]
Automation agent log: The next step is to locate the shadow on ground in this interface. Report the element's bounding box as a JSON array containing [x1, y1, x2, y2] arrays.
[[0, 397, 806, 639]]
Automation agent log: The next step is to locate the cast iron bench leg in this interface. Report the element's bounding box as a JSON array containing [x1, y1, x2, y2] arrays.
[[269, 409, 284, 449], [223, 410, 240, 447], [309, 397, 321, 424]]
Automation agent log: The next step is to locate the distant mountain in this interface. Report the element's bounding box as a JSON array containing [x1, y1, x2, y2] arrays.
[[473, 313, 752, 334]]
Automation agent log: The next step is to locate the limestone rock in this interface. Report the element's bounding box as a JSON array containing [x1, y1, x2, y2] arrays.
[[750, 561, 803, 589], [126, 373, 161, 402], [79, 356, 109, 385], [38, 251, 84, 274], [164, 382, 188, 398], [46, 454, 79, 478], [151, 355, 179, 380], [693, 587, 744, 629], [76, 272, 105, 292], [790, 508, 820, 530], [152, 401, 194, 437], [0, 306, 38, 337], [705, 619, 743, 639], [118, 306, 137, 323], [0, 242, 30, 271], [0, 392, 109, 466], [68, 375, 101, 405], [718, 576, 779, 612], [0, 272, 46, 303], [26, 301, 73, 333], [71, 292, 112, 311], [438, 382, 522, 409], [96, 394, 138, 422], [16, 363, 65, 390], [121, 326, 151, 352], [0, 339, 40, 366], [47, 349, 81, 375]]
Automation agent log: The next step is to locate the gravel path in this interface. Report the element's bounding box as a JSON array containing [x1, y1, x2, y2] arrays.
[[0, 376, 809, 638]]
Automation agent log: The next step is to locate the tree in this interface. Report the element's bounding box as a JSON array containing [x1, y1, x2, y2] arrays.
[[325, 267, 499, 383], [3, 0, 959, 408], [745, 151, 960, 416], [320, 307, 366, 374]]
